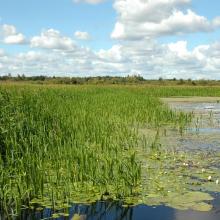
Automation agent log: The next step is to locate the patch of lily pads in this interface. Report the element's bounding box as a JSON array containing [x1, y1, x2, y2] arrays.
[[134, 138, 220, 212]]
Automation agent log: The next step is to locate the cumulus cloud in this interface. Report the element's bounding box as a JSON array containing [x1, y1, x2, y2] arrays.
[[1, 37, 220, 79], [0, 49, 5, 57], [74, 31, 91, 40], [111, 0, 219, 40], [30, 29, 75, 50], [168, 41, 190, 57], [97, 45, 124, 62], [17, 51, 45, 62], [213, 17, 220, 27], [0, 24, 26, 44], [73, 0, 105, 4]]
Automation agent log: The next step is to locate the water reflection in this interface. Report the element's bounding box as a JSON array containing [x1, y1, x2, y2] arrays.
[[18, 197, 220, 220], [19, 201, 175, 220]]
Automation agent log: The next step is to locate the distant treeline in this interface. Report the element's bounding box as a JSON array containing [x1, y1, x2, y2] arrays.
[[1, 74, 220, 86]]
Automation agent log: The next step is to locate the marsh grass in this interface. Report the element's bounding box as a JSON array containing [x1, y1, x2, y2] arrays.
[[0, 84, 198, 217]]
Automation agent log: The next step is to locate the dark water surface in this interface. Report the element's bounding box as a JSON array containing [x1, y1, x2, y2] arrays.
[[19, 194, 220, 220]]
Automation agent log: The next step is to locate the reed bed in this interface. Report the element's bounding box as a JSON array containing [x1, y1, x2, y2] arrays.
[[0, 84, 196, 217]]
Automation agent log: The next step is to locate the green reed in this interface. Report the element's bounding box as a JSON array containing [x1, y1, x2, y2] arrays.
[[0, 84, 195, 217]]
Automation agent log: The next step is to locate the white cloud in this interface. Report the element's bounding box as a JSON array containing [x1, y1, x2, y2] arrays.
[[108, 0, 220, 79], [111, 22, 125, 39], [0, 24, 26, 44], [31, 29, 75, 50], [213, 17, 220, 27], [113, 0, 191, 23], [94, 39, 220, 79], [4, 33, 26, 44], [74, 31, 91, 40], [157, 9, 211, 35], [17, 51, 45, 62], [73, 0, 105, 4], [111, 0, 218, 40], [1, 37, 220, 79], [0, 49, 5, 57], [97, 45, 123, 62], [168, 41, 189, 57], [2, 24, 17, 36]]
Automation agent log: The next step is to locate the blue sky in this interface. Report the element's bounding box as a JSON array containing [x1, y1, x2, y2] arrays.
[[0, 0, 220, 79], [0, 0, 115, 51]]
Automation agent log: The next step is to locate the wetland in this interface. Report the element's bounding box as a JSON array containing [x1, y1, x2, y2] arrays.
[[1, 84, 220, 219]]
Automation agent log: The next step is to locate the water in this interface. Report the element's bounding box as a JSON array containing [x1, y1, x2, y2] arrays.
[[169, 101, 220, 131], [187, 128, 220, 134], [163, 100, 220, 152], [18, 195, 220, 220]]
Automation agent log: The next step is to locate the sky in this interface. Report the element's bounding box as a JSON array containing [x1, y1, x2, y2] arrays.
[[0, 0, 220, 79]]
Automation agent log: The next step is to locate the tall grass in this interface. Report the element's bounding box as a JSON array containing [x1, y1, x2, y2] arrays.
[[0, 84, 194, 217]]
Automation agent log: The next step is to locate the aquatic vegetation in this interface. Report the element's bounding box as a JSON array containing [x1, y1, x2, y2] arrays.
[[133, 145, 220, 212], [0, 84, 220, 218], [0, 85, 190, 218], [131, 99, 220, 212]]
